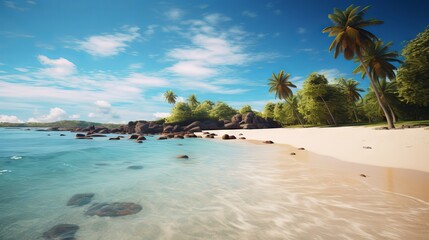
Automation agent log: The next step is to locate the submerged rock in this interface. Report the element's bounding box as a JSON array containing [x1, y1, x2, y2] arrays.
[[109, 136, 120, 140], [290, 152, 296, 155], [157, 136, 167, 140], [127, 165, 144, 170], [89, 134, 107, 137], [60, 134, 66, 136], [136, 140, 143, 143], [76, 136, 93, 140], [136, 136, 146, 141], [263, 140, 274, 144], [176, 155, 189, 159], [298, 147, 305, 150], [67, 193, 95, 206], [129, 134, 139, 139], [85, 202, 142, 217], [42, 224, 79, 240]]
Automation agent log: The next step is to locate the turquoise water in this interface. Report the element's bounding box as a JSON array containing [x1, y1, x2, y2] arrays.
[[1, 128, 428, 239]]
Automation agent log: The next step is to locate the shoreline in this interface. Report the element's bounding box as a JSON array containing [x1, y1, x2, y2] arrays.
[[197, 127, 429, 202]]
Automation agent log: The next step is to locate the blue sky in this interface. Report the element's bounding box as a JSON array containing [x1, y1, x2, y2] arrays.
[[0, 0, 427, 123]]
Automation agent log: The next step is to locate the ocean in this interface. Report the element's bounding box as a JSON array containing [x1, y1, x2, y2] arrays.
[[1, 128, 428, 239]]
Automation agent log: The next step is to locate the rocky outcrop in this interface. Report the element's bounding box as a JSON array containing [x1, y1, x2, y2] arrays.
[[225, 122, 240, 129], [135, 121, 149, 134]]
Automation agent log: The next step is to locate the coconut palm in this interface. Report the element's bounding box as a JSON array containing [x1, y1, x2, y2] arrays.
[[285, 95, 304, 126], [187, 94, 199, 110], [164, 90, 177, 104], [268, 70, 296, 100], [337, 78, 364, 122], [322, 4, 396, 129], [374, 79, 400, 122]]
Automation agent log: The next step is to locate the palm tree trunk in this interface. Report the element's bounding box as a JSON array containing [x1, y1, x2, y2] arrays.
[[353, 102, 359, 122], [293, 109, 304, 126], [358, 56, 395, 129], [387, 103, 397, 123], [319, 95, 337, 126]]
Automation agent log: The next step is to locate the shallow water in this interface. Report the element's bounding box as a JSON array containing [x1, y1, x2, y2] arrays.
[[0, 128, 428, 239]]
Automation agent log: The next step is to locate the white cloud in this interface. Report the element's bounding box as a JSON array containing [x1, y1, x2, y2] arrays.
[[128, 63, 143, 70], [15, 67, 29, 72], [318, 68, 345, 82], [69, 114, 80, 119], [242, 11, 257, 18], [165, 8, 184, 20], [88, 112, 97, 118], [0, 115, 23, 123], [125, 73, 168, 87], [153, 112, 171, 119], [167, 61, 216, 78], [72, 26, 140, 57], [37, 55, 76, 78], [28, 107, 67, 122], [144, 25, 157, 36], [204, 13, 230, 25], [95, 100, 111, 114]]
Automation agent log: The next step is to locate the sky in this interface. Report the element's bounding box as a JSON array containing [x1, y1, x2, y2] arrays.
[[0, 0, 428, 123]]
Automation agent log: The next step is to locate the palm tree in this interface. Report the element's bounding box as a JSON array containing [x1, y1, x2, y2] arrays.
[[268, 70, 296, 99], [164, 90, 177, 104], [374, 79, 400, 122], [268, 70, 303, 126], [322, 5, 396, 129], [187, 94, 199, 110], [285, 95, 304, 126], [337, 78, 364, 122]]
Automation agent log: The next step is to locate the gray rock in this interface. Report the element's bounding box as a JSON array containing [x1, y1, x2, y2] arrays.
[[42, 224, 79, 240], [85, 202, 142, 217], [67, 193, 95, 206]]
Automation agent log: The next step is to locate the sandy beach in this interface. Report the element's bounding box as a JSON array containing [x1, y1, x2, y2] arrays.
[[202, 127, 429, 202]]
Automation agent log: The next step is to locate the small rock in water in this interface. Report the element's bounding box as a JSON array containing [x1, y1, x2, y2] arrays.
[[67, 193, 95, 206], [129, 134, 139, 139], [85, 202, 142, 217], [363, 146, 372, 149], [176, 155, 189, 159], [360, 174, 367, 178], [42, 224, 79, 240], [136, 140, 143, 143], [298, 147, 305, 150], [157, 136, 167, 140], [290, 152, 296, 155], [60, 134, 66, 136], [127, 165, 144, 170], [136, 136, 146, 141], [263, 140, 274, 144], [109, 136, 120, 140]]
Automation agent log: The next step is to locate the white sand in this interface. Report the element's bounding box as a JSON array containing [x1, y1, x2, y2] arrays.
[[205, 127, 429, 173]]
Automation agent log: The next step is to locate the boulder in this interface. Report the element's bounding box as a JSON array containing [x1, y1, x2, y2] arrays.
[[85, 202, 142, 217], [241, 123, 257, 129], [231, 114, 242, 123], [176, 155, 189, 159], [76, 136, 93, 140], [174, 135, 184, 139], [205, 135, 214, 138], [135, 121, 149, 134], [136, 136, 146, 141], [157, 136, 167, 140], [298, 147, 305, 150], [60, 134, 66, 136], [185, 121, 201, 131], [172, 125, 182, 132], [224, 122, 240, 129], [185, 133, 197, 138], [200, 120, 222, 130], [98, 128, 110, 134], [148, 124, 163, 134], [67, 193, 94, 206], [75, 133, 85, 138], [163, 125, 174, 133], [229, 135, 236, 139], [242, 112, 255, 124], [222, 134, 229, 140], [136, 140, 143, 143], [129, 134, 139, 139], [290, 152, 296, 155], [239, 137, 246, 140], [42, 224, 79, 240], [188, 126, 202, 132], [89, 134, 106, 137], [109, 136, 120, 140], [263, 140, 274, 144]]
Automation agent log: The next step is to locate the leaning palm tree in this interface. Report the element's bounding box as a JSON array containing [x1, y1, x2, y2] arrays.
[[322, 5, 396, 129], [375, 79, 400, 122], [268, 70, 302, 125], [337, 78, 364, 122], [164, 90, 177, 104], [285, 95, 304, 126], [187, 94, 199, 110], [268, 70, 296, 100]]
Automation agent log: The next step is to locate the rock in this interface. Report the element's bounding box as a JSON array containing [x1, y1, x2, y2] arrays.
[[127, 165, 144, 169], [203, 132, 210, 135], [200, 120, 222, 130], [238, 133, 243, 136], [298, 147, 305, 150], [129, 134, 139, 139], [60, 134, 66, 136], [210, 133, 217, 137], [135, 121, 149, 134], [157, 136, 167, 140], [166, 134, 175, 138], [375, 127, 389, 130], [263, 140, 274, 144], [67, 193, 95, 206], [205, 134, 214, 138], [89, 134, 107, 137], [290, 152, 296, 155], [76, 133, 85, 138], [360, 174, 367, 178], [222, 134, 229, 140], [98, 128, 110, 134], [174, 135, 184, 139], [241, 123, 257, 129], [224, 122, 240, 129], [42, 224, 79, 240], [242, 112, 255, 124], [184, 121, 201, 131], [163, 125, 174, 133], [229, 135, 236, 139], [136, 136, 146, 141], [85, 202, 142, 217], [109, 136, 120, 140], [363, 146, 372, 149], [188, 126, 202, 132], [176, 155, 189, 159], [185, 133, 197, 138], [136, 140, 143, 143], [76, 136, 93, 140], [231, 114, 242, 123], [172, 125, 182, 132], [239, 137, 246, 140], [148, 124, 163, 134]]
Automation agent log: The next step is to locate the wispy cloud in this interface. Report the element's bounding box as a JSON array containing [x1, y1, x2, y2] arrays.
[[71, 26, 140, 57], [37, 55, 76, 78], [242, 10, 257, 18], [317, 68, 346, 82], [165, 8, 184, 20], [15, 67, 29, 72], [0, 31, 34, 38]]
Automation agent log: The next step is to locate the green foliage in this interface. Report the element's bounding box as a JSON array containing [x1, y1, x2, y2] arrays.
[[262, 102, 275, 119], [187, 94, 200, 110], [164, 90, 177, 104], [209, 102, 238, 120], [239, 105, 253, 114], [166, 102, 193, 123], [268, 70, 296, 100], [192, 101, 213, 120], [273, 102, 296, 125], [396, 27, 429, 106]]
